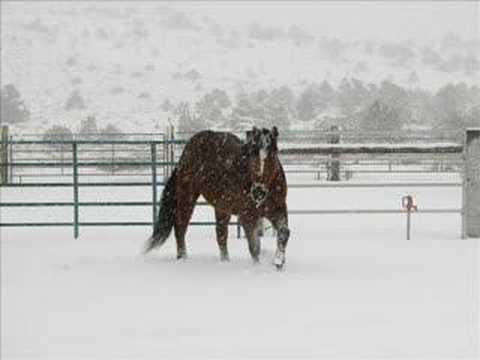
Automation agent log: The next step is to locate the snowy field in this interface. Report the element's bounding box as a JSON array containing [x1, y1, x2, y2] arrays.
[[1, 180, 479, 359]]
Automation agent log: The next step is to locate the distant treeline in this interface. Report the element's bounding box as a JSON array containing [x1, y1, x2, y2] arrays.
[[171, 78, 479, 134]]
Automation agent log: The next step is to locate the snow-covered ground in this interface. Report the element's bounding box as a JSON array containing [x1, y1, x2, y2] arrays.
[[1, 180, 479, 359]]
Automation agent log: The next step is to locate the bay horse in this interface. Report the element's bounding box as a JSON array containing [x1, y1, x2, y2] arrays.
[[145, 126, 290, 269]]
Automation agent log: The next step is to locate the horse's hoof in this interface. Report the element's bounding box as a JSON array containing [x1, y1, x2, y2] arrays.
[[273, 251, 285, 270], [177, 254, 188, 261], [220, 255, 230, 262]]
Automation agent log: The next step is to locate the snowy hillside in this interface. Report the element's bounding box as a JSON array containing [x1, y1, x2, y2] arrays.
[[1, 2, 479, 134]]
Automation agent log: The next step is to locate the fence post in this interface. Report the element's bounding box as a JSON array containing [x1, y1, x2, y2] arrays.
[[1, 126, 9, 185], [402, 195, 417, 240], [169, 126, 173, 178], [327, 125, 340, 181], [164, 126, 171, 179], [170, 125, 175, 175], [8, 134, 13, 183], [464, 128, 480, 238], [111, 143, 115, 175], [60, 135, 65, 175], [72, 142, 79, 239], [151, 142, 157, 232]]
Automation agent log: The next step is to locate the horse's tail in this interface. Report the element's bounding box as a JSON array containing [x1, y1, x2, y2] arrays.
[[144, 168, 177, 253]]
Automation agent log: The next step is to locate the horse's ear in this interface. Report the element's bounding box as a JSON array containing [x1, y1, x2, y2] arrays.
[[247, 126, 261, 142], [272, 126, 279, 139], [246, 130, 254, 143]]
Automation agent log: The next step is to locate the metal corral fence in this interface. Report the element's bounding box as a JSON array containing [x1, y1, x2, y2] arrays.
[[1, 127, 479, 239], [4, 127, 465, 182]]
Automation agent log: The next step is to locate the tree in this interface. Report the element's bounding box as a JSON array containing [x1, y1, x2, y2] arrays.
[[464, 53, 480, 75], [230, 93, 256, 130], [1, 84, 30, 124], [296, 81, 337, 122], [248, 22, 284, 41], [271, 86, 296, 116], [193, 89, 231, 129], [318, 37, 346, 61], [287, 25, 313, 46], [406, 88, 436, 126], [433, 83, 470, 130], [161, 98, 174, 112], [210, 88, 231, 109], [408, 71, 420, 89], [337, 78, 369, 115], [177, 102, 206, 134], [184, 69, 201, 81], [65, 90, 86, 111], [358, 100, 402, 133], [296, 84, 322, 122], [195, 94, 224, 129], [464, 104, 480, 128], [263, 96, 290, 129], [375, 80, 411, 124], [78, 116, 98, 138], [42, 125, 73, 151], [99, 123, 125, 140], [230, 89, 290, 130]]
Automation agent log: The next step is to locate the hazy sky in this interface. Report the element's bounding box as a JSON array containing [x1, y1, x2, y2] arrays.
[[1, 1, 478, 45], [172, 1, 479, 43]]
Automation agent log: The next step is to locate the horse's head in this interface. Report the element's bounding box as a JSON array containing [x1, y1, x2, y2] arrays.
[[245, 126, 278, 185]]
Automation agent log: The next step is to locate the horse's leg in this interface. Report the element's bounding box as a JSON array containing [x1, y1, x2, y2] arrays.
[[174, 186, 198, 260], [265, 204, 290, 270], [215, 209, 231, 261], [240, 215, 261, 263]]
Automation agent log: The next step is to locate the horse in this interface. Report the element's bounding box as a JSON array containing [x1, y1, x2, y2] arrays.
[[144, 126, 290, 269]]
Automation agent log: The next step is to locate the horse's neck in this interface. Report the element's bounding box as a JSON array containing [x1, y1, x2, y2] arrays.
[[269, 156, 283, 183]]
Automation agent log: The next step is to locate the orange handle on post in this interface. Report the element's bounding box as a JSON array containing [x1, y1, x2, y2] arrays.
[[402, 195, 418, 212]]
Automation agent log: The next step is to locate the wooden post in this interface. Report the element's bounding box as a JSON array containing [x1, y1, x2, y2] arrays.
[[327, 125, 340, 181], [1, 126, 9, 184], [464, 128, 480, 238]]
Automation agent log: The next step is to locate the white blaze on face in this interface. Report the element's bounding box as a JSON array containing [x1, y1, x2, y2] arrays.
[[258, 132, 271, 176], [259, 148, 267, 176]]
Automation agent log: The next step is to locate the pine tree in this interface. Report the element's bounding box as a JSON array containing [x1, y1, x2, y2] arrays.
[[433, 83, 470, 130], [42, 125, 73, 150], [178, 102, 206, 134], [79, 116, 98, 139], [408, 71, 420, 89], [1, 84, 30, 124], [359, 100, 402, 133], [65, 90, 86, 111], [296, 84, 322, 122]]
